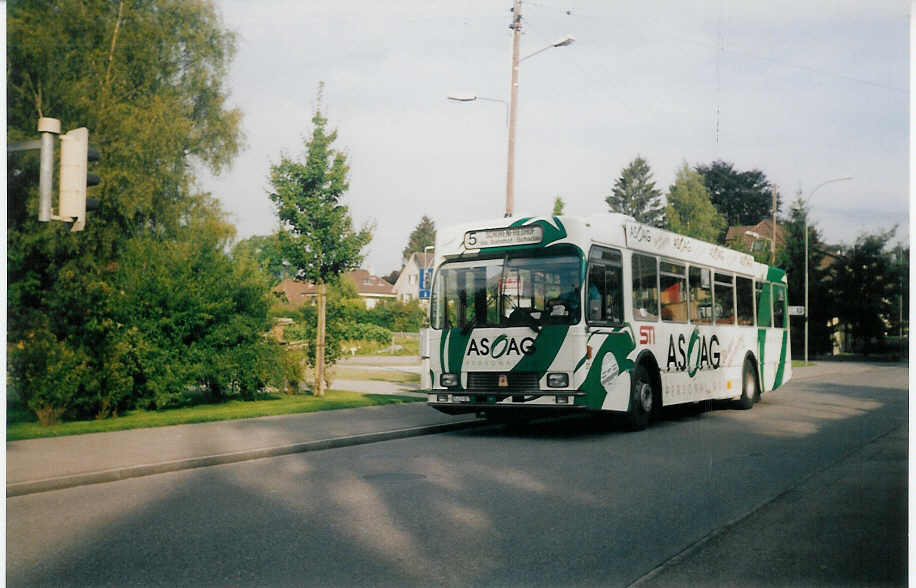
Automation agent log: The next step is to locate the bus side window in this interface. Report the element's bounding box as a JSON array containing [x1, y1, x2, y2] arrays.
[[736, 276, 754, 326], [632, 253, 659, 321], [587, 264, 605, 321], [587, 246, 623, 324], [660, 261, 687, 323], [689, 266, 713, 324], [714, 272, 735, 325], [773, 284, 787, 328], [756, 282, 772, 327]]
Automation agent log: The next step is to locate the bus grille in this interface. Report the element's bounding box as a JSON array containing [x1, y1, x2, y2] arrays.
[[467, 372, 539, 391]]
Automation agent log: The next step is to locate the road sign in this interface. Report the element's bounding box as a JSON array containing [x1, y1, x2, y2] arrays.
[[788, 306, 805, 316], [418, 268, 433, 299]]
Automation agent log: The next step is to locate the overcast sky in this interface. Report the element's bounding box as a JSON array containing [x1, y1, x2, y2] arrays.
[[200, 0, 910, 275]]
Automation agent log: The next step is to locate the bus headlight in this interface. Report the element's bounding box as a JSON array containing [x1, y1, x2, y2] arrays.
[[440, 373, 459, 388], [546, 373, 569, 388]]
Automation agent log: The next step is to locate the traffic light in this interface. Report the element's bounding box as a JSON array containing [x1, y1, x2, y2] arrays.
[[58, 127, 100, 232]]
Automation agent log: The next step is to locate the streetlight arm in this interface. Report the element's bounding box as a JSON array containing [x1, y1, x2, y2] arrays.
[[804, 176, 854, 206], [519, 35, 576, 62], [446, 95, 509, 128]]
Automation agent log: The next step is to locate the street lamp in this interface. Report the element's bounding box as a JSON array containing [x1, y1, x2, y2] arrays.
[[449, 0, 574, 218], [803, 176, 853, 364], [504, 17, 575, 218], [446, 95, 509, 128]]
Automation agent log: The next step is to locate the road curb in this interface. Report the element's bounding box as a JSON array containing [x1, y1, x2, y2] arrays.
[[7, 418, 486, 498]]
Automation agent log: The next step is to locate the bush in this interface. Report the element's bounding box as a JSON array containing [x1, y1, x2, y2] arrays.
[[9, 329, 88, 425]]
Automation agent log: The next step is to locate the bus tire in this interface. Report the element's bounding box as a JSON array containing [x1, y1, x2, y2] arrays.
[[626, 364, 654, 430], [737, 358, 759, 410]]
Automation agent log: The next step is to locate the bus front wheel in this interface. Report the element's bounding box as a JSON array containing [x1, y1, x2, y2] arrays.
[[626, 364, 654, 431]]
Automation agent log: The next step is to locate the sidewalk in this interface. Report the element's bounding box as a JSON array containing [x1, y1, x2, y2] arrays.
[[789, 359, 896, 381], [6, 400, 479, 497]]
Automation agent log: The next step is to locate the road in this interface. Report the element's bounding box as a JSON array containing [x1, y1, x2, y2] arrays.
[[7, 364, 907, 587]]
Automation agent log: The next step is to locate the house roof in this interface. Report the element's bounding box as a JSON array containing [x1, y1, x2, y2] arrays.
[[725, 219, 786, 246], [274, 270, 395, 307]]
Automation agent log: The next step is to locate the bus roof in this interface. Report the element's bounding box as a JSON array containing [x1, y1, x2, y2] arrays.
[[435, 213, 786, 283]]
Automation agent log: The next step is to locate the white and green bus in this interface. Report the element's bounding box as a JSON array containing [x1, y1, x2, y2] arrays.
[[422, 213, 791, 430]]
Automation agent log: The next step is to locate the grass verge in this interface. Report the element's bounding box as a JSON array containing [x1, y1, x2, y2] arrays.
[[7, 390, 425, 442], [792, 360, 816, 368], [335, 367, 420, 384]]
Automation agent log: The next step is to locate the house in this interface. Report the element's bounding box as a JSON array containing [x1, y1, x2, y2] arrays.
[[725, 219, 786, 253], [274, 269, 397, 310], [393, 252, 434, 305]]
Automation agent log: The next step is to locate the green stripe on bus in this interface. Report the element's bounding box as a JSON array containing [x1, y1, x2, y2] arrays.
[[757, 328, 767, 389], [773, 330, 788, 389], [512, 325, 569, 375], [574, 354, 588, 373]]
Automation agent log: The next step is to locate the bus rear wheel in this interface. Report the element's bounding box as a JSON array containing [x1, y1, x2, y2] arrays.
[[737, 358, 759, 410], [626, 364, 654, 430]]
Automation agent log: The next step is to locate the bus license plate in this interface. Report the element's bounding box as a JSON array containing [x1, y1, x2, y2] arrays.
[[453, 395, 470, 403]]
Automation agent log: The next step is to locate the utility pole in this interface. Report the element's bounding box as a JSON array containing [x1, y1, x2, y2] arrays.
[[505, 0, 521, 218], [771, 189, 777, 264], [38, 118, 61, 221]]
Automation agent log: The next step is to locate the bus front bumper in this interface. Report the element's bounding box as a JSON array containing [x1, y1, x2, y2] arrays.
[[428, 391, 588, 415]]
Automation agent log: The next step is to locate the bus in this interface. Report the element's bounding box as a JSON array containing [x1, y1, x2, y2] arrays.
[[421, 213, 791, 430]]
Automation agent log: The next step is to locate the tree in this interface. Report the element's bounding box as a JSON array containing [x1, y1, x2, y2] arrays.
[[695, 160, 781, 228], [233, 234, 287, 284], [7, 0, 252, 422], [664, 163, 726, 243], [606, 156, 665, 227], [269, 91, 373, 396], [402, 215, 436, 262], [774, 198, 835, 357], [832, 227, 899, 355], [552, 196, 566, 216]]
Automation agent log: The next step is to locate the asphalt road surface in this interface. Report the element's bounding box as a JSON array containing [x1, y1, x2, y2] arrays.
[[7, 365, 906, 587]]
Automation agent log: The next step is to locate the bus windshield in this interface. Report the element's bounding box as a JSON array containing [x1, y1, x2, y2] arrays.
[[431, 249, 582, 329]]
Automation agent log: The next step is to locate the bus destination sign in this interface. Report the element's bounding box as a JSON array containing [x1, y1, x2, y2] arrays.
[[464, 226, 543, 249]]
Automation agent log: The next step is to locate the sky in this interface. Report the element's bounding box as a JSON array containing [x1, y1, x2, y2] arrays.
[[199, 0, 910, 276]]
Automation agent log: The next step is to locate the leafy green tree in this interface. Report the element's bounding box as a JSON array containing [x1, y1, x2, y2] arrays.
[[606, 156, 665, 227], [269, 93, 373, 396], [233, 234, 287, 283], [695, 160, 781, 228], [774, 198, 834, 357], [832, 227, 899, 354], [664, 163, 726, 243], [552, 196, 566, 216], [402, 215, 436, 262], [7, 0, 252, 421], [114, 205, 283, 407]]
